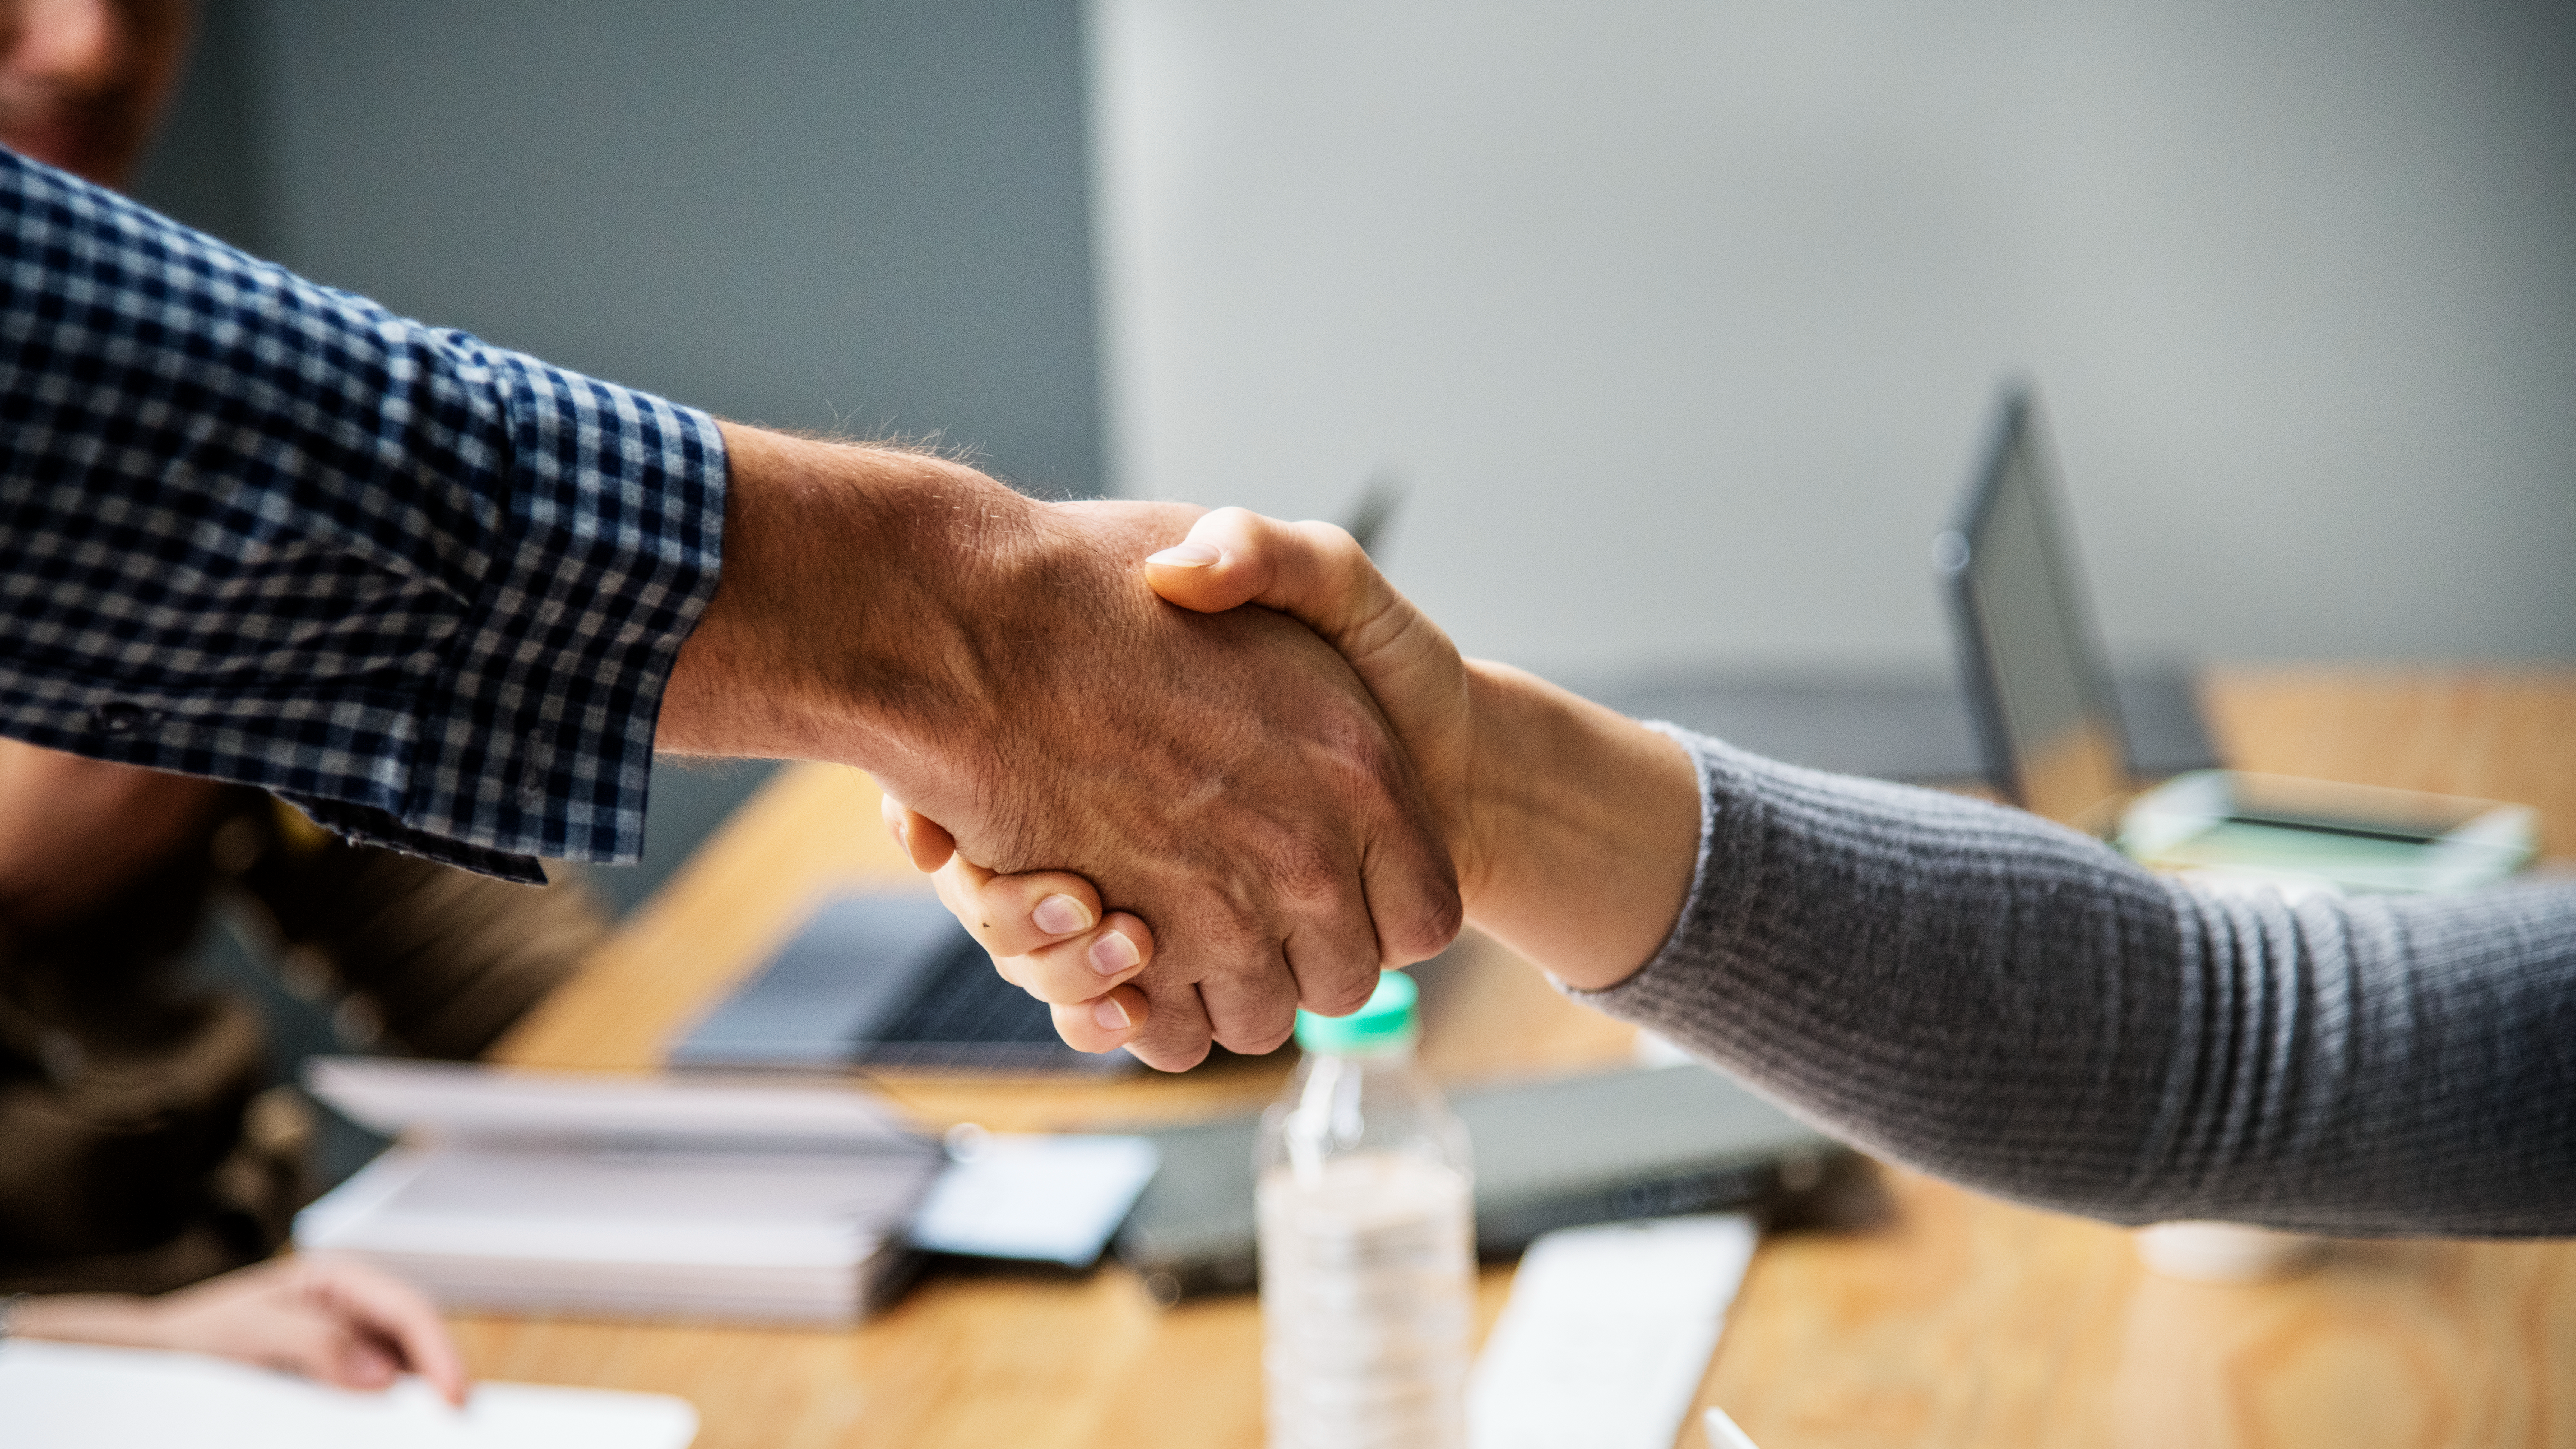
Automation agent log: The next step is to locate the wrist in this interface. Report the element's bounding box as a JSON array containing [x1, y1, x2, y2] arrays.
[[1455, 660, 1700, 990], [659, 424, 1040, 769]]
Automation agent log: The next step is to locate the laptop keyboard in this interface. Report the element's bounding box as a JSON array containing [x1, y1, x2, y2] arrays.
[[858, 937, 1128, 1073]]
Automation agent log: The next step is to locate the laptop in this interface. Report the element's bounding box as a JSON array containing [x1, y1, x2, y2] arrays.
[[1938, 385, 2536, 887], [1936, 385, 2137, 831], [1112, 1063, 1863, 1303], [1585, 410, 2219, 785], [670, 893, 1135, 1075]]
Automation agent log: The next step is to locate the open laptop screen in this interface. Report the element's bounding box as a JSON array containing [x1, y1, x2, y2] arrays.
[[1939, 389, 2132, 832]]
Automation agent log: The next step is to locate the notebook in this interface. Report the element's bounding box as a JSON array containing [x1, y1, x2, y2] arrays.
[[294, 1059, 942, 1324], [293, 1059, 1160, 1322]]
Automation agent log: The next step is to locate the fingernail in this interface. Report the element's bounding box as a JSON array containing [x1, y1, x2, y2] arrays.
[[1089, 930, 1141, 976], [1033, 893, 1094, 936], [1147, 541, 1221, 568], [1093, 996, 1131, 1030]]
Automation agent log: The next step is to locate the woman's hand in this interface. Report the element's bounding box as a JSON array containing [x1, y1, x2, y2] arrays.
[[9, 1255, 469, 1406], [1142, 510, 1485, 885], [1137, 511, 1703, 989]]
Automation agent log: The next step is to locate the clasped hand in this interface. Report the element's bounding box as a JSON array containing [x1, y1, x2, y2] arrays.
[[887, 507, 1703, 1061], [664, 430, 1468, 1069], [882, 509, 1481, 1057]]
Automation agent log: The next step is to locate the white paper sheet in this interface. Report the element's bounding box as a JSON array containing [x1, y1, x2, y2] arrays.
[[0, 1341, 698, 1449], [906, 1133, 1160, 1266], [1467, 1214, 1759, 1449]]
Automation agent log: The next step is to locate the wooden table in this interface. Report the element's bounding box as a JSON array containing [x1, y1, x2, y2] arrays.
[[465, 668, 2576, 1449]]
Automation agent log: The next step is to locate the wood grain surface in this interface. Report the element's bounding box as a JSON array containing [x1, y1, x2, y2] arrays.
[[461, 669, 2576, 1449]]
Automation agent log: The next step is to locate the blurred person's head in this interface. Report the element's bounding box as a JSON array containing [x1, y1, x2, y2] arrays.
[[0, 0, 191, 187]]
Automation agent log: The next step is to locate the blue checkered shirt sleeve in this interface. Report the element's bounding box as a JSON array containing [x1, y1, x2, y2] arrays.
[[0, 150, 727, 883]]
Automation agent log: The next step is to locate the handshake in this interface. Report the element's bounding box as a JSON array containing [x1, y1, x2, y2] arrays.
[[660, 425, 1703, 1069]]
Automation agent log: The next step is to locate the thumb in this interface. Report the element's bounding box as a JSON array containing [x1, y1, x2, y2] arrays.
[[1142, 507, 1472, 823], [879, 791, 957, 873], [1143, 508, 1433, 672]]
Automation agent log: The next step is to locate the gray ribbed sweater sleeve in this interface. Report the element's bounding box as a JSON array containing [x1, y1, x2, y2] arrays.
[[1574, 728, 2576, 1237]]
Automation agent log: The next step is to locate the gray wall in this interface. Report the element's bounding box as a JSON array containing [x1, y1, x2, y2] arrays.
[[143, 0, 1104, 498], [1088, 0, 2576, 678], [129, 0, 272, 254]]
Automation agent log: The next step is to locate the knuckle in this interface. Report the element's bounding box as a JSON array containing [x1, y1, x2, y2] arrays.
[[1137, 1018, 1214, 1071], [1309, 969, 1376, 1018], [1314, 523, 1366, 576], [1318, 710, 1404, 792], [1384, 879, 1465, 963], [1260, 831, 1348, 911], [1205, 504, 1261, 537], [1142, 1042, 1212, 1072], [1227, 1019, 1296, 1056]]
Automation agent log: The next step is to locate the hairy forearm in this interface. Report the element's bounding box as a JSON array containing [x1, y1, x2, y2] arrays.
[[657, 422, 1038, 771], [1455, 662, 1700, 990]]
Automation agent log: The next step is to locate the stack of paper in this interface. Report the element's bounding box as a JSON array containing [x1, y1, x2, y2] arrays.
[[295, 1059, 943, 1325]]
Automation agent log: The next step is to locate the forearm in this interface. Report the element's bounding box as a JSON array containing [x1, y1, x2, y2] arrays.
[[658, 424, 1038, 771], [8, 1294, 158, 1347], [1454, 662, 1700, 989], [1575, 730, 2576, 1236]]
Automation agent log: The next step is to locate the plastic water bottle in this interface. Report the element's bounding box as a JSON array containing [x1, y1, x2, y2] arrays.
[[1257, 971, 1476, 1449]]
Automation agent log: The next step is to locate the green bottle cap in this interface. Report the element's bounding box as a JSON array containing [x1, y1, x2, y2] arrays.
[[1293, 971, 1419, 1054]]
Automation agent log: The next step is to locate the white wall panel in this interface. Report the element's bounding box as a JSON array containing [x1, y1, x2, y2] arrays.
[[1088, 0, 2576, 676]]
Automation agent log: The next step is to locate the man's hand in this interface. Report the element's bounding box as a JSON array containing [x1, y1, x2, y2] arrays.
[[11, 1255, 469, 1405], [657, 428, 1461, 1067]]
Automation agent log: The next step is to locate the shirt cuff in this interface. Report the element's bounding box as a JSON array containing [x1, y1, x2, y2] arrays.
[[277, 793, 552, 884], [292, 356, 727, 875], [0, 151, 725, 879]]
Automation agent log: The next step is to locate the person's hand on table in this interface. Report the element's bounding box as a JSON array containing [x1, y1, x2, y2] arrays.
[[8, 1255, 469, 1405], [660, 432, 1461, 1069], [892, 507, 1703, 1060]]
